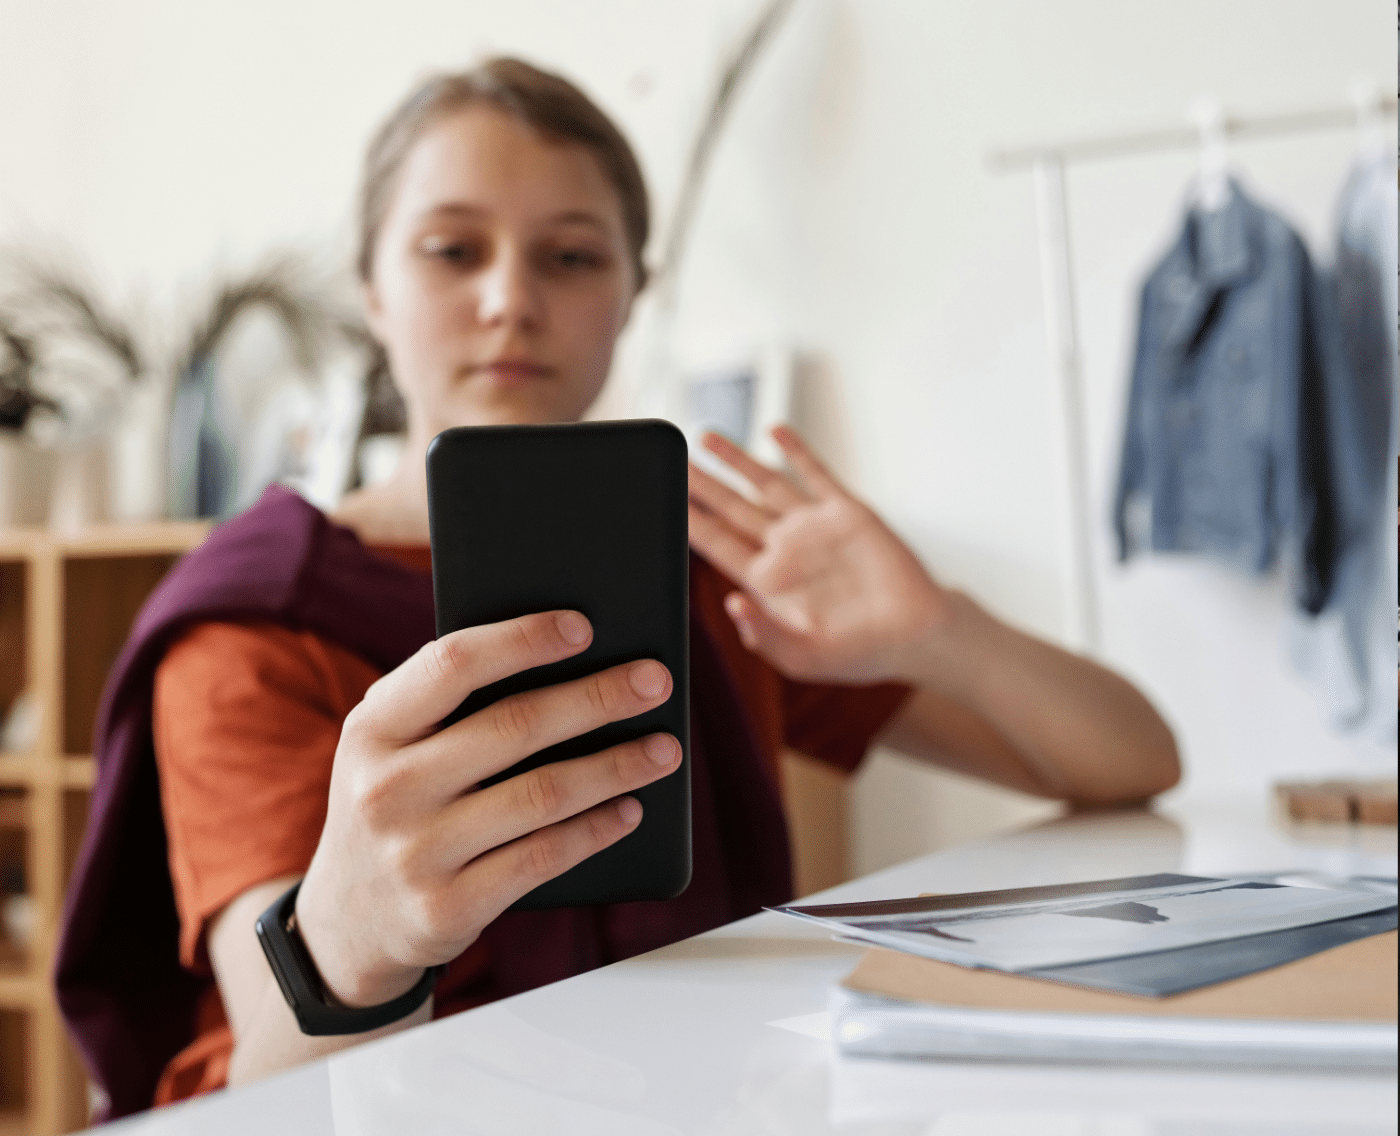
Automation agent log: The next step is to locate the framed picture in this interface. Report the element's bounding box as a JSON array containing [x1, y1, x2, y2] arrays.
[[681, 342, 792, 487]]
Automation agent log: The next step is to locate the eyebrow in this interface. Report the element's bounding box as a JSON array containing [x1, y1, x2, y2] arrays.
[[548, 210, 609, 233], [422, 203, 487, 219], [420, 204, 610, 232]]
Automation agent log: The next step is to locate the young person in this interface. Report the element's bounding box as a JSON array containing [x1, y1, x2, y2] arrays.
[[57, 58, 1179, 1118]]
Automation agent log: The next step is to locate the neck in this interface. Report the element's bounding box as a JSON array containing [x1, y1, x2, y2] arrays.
[[332, 432, 432, 546]]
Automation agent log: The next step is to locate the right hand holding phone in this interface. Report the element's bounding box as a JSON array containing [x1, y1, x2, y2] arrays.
[[294, 609, 678, 1008]]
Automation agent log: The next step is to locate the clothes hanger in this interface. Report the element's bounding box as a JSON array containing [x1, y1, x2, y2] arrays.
[[1348, 78, 1387, 164], [1188, 96, 1231, 213]]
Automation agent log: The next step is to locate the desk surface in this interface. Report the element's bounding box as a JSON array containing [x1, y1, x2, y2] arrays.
[[104, 796, 1397, 1135]]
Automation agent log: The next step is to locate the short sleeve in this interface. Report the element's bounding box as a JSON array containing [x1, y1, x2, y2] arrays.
[[152, 620, 380, 970], [780, 676, 912, 774]]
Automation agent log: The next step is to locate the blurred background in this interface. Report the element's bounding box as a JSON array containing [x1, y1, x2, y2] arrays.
[[3, 0, 1395, 863], [0, 1, 1394, 1127], [3, 0, 1395, 864]]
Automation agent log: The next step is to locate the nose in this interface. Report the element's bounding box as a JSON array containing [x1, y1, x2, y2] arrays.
[[474, 243, 543, 331]]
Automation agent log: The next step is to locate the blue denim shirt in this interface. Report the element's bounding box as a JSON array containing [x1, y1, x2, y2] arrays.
[[1325, 154, 1396, 592], [1113, 182, 1336, 614], [1294, 154, 1398, 732]]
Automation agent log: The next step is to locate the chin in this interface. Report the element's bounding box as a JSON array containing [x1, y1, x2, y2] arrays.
[[438, 390, 583, 429]]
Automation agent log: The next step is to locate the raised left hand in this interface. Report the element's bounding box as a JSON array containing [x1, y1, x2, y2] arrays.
[[687, 425, 950, 685]]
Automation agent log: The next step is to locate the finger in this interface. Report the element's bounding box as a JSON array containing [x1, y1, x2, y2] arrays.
[[688, 501, 762, 584], [436, 732, 680, 866], [417, 657, 673, 793], [447, 795, 644, 930], [726, 587, 814, 642], [701, 431, 807, 511], [769, 425, 844, 499], [357, 611, 593, 745], [723, 592, 815, 671], [688, 462, 776, 541], [723, 591, 762, 652]]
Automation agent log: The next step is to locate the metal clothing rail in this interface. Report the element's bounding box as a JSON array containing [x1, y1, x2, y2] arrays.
[[989, 97, 1399, 170], [989, 94, 1397, 655]]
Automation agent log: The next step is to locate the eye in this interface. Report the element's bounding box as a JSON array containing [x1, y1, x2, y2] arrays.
[[419, 234, 483, 268], [542, 245, 607, 273]]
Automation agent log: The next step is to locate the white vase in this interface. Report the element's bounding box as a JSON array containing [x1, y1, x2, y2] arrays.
[[108, 376, 169, 523], [48, 440, 110, 533], [0, 436, 58, 528]]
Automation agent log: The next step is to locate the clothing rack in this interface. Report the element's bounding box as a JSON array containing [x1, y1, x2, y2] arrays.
[[989, 97, 1398, 171], [988, 93, 1398, 654]]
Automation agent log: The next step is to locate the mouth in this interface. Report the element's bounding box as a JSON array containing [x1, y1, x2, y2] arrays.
[[467, 358, 554, 382]]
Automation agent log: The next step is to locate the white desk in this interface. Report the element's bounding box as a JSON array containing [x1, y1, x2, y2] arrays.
[[104, 797, 1397, 1135]]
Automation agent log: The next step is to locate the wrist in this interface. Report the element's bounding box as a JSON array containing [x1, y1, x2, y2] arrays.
[[892, 588, 997, 699], [256, 882, 440, 1037], [294, 872, 424, 1008]]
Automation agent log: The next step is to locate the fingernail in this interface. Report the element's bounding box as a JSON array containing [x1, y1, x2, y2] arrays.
[[629, 660, 667, 699], [556, 611, 590, 646], [617, 797, 643, 825], [643, 733, 677, 766]]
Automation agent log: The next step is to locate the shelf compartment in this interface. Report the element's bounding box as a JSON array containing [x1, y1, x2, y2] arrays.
[[0, 563, 26, 757], [62, 554, 181, 756], [0, 793, 31, 977], [0, 1006, 26, 1118]]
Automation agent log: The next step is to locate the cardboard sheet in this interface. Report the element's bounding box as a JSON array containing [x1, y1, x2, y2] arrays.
[[843, 929, 1397, 1023]]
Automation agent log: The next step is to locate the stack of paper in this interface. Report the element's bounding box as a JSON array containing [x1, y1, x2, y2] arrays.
[[772, 873, 1398, 1069]]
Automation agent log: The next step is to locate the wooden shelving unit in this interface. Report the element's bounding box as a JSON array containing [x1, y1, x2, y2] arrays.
[[0, 521, 208, 1135]]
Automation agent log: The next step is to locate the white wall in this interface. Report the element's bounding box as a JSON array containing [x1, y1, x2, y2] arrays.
[[2, 0, 1394, 874]]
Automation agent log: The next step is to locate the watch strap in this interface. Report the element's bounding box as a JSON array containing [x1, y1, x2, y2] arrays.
[[255, 881, 443, 1036]]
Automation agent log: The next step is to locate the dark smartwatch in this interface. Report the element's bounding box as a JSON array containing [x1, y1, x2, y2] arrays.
[[255, 881, 444, 1036]]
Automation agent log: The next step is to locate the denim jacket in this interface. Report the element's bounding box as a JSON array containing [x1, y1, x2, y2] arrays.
[[1291, 154, 1398, 734], [1113, 182, 1336, 614]]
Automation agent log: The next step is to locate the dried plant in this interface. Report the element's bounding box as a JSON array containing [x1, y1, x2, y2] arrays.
[[0, 316, 58, 431], [8, 254, 143, 381], [0, 250, 139, 441], [176, 252, 334, 377]]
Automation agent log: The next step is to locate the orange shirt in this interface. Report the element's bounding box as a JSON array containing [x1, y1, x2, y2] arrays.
[[150, 550, 909, 1103]]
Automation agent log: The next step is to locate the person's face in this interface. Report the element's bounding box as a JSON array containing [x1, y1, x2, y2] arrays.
[[364, 105, 637, 437]]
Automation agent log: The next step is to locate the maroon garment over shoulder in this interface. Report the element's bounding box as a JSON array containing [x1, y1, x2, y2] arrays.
[[55, 485, 793, 1120]]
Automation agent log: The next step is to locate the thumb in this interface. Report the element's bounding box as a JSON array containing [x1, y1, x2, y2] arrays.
[[723, 591, 809, 666]]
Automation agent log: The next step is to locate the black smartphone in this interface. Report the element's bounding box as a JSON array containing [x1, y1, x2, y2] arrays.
[[426, 419, 690, 909]]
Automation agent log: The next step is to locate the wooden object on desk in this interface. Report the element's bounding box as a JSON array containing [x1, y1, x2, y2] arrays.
[[0, 521, 208, 1135], [844, 929, 1398, 1022], [1276, 778, 1399, 826]]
